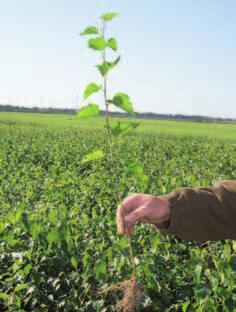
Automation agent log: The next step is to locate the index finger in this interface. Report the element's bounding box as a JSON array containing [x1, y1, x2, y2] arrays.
[[116, 194, 141, 235]]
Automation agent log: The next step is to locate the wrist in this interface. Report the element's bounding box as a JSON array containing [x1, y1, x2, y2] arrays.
[[158, 195, 171, 221]]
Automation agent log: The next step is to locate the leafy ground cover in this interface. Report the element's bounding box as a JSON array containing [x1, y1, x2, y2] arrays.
[[0, 112, 236, 142], [0, 118, 236, 311]]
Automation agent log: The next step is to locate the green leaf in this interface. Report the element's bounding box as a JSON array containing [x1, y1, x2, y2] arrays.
[[108, 92, 134, 115], [14, 283, 28, 292], [88, 37, 106, 51], [71, 256, 77, 269], [3, 233, 17, 246], [30, 223, 41, 239], [48, 209, 58, 224], [83, 83, 102, 100], [81, 150, 104, 164], [182, 301, 190, 312], [194, 263, 202, 283], [196, 287, 211, 299], [80, 26, 99, 35], [110, 121, 139, 137], [127, 162, 148, 184], [107, 38, 118, 51], [76, 104, 99, 120], [0, 222, 4, 233], [96, 56, 120, 76], [101, 12, 119, 22], [47, 228, 59, 244], [0, 293, 9, 301], [119, 237, 128, 249], [23, 264, 32, 275], [94, 261, 106, 279]]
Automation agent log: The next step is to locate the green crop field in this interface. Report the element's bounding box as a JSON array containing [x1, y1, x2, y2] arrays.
[[0, 112, 236, 142], [0, 112, 236, 311]]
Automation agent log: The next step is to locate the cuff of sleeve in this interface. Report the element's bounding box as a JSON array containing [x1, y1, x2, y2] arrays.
[[155, 190, 186, 238]]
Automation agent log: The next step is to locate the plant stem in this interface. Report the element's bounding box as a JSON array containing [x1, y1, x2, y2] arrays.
[[102, 21, 136, 276]]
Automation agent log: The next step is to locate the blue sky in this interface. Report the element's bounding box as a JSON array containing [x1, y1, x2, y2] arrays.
[[1, 0, 236, 118]]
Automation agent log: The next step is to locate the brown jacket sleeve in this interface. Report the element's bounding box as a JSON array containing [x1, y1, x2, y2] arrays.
[[157, 180, 236, 242]]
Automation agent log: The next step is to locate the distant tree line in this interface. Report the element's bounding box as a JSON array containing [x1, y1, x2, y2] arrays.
[[0, 104, 235, 123]]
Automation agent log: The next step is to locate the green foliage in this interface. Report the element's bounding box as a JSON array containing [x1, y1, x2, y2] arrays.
[[81, 150, 104, 164], [127, 162, 148, 183], [76, 104, 99, 120], [101, 12, 119, 22], [83, 83, 102, 100], [110, 121, 140, 137], [0, 122, 235, 311], [106, 38, 118, 51], [88, 37, 107, 51], [80, 26, 99, 35], [108, 92, 134, 115], [0, 11, 235, 312], [96, 56, 121, 77]]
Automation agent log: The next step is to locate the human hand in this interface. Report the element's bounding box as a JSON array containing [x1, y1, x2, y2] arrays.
[[117, 193, 170, 235]]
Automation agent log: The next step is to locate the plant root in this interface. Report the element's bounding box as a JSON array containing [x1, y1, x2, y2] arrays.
[[98, 275, 143, 312]]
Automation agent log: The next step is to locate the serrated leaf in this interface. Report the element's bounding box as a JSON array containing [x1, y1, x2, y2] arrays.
[[83, 83, 102, 100], [82, 150, 104, 164], [108, 92, 134, 115], [80, 26, 99, 35], [110, 121, 139, 137], [107, 38, 118, 51], [76, 104, 99, 120], [88, 37, 106, 51], [96, 56, 120, 76], [101, 12, 119, 22]]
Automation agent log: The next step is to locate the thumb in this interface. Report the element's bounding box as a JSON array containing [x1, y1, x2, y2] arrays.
[[124, 205, 147, 225]]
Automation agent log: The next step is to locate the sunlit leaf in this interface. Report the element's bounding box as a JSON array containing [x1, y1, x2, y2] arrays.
[[48, 209, 58, 225], [47, 228, 59, 244], [83, 83, 102, 100], [0, 223, 4, 233], [107, 38, 118, 51], [119, 237, 128, 249], [30, 223, 41, 239], [101, 12, 119, 22], [110, 121, 139, 137], [182, 301, 190, 312], [127, 162, 148, 185], [194, 263, 202, 283], [108, 92, 134, 115], [96, 56, 120, 76], [71, 256, 77, 269], [80, 26, 99, 35], [94, 261, 106, 279], [15, 283, 28, 292], [82, 150, 104, 164], [88, 37, 106, 51], [0, 293, 9, 301], [76, 104, 99, 120], [23, 264, 32, 275]]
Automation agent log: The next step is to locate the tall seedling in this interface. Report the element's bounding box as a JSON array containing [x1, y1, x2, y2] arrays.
[[78, 13, 146, 311]]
